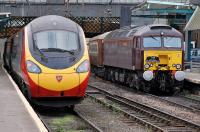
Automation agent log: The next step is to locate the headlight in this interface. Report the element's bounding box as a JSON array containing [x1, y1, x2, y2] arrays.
[[76, 60, 90, 73], [143, 71, 153, 81], [176, 64, 181, 69], [26, 60, 41, 74], [144, 64, 150, 69], [175, 71, 185, 81]]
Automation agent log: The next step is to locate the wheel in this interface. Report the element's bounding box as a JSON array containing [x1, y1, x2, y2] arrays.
[[110, 70, 115, 82], [141, 84, 150, 93], [172, 87, 181, 95], [103, 69, 108, 80], [133, 74, 140, 90], [69, 105, 75, 110]]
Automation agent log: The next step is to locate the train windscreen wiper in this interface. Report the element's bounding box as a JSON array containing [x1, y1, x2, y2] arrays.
[[150, 36, 159, 41], [33, 39, 48, 62], [40, 48, 75, 55]]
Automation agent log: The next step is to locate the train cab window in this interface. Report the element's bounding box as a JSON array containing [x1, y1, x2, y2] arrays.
[[143, 37, 161, 48], [163, 37, 181, 48], [33, 30, 79, 52]]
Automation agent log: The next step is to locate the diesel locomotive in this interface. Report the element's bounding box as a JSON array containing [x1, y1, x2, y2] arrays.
[[88, 24, 185, 93], [3, 15, 90, 107]]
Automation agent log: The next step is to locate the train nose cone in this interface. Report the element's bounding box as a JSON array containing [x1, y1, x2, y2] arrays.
[[143, 71, 153, 81], [175, 71, 185, 81]]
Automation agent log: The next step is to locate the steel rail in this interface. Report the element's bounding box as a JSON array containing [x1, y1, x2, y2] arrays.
[[73, 110, 103, 132], [36, 113, 53, 132], [88, 84, 200, 131], [180, 95, 200, 105], [147, 93, 200, 113], [90, 78, 200, 113]]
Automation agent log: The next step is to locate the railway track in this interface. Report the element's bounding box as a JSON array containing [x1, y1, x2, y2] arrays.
[[147, 94, 200, 114], [92, 76, 200, 114], [181, 95, 200, 105], [87, 84, 200, 132], [36, 112, 53, 132], [36, 107, 103, 132]]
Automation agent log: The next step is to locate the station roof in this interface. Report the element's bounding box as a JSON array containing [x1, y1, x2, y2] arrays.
[[185, 6, 200, 31], [0, 0, 143, 4], [132, 0, 194, 14]]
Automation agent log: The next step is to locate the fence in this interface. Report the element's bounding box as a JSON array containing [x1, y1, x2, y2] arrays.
[[184, 61, 200, 72], [0, 16, 120, 38]]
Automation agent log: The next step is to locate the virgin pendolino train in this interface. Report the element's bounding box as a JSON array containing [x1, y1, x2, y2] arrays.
[[3, 15, 90, 107], [88, 24, 185, 93]]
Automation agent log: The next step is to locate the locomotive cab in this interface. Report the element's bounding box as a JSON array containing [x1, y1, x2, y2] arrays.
[[89, 24, 185, 94], [141, 25, 185, 92]]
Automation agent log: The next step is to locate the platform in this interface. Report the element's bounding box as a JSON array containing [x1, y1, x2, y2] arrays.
[[185, 71, 200, 84], [0, 66, 46, 132]]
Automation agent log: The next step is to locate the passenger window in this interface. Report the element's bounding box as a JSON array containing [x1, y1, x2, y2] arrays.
[[89, 42, 98, 54]]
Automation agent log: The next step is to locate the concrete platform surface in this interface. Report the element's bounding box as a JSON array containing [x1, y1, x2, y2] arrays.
[[0, 66, 44, 132], [185, 71, 200, 84]]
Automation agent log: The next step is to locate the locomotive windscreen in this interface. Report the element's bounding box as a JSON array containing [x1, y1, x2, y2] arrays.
[[163, 37, 182, 48], [143, 37, 161, 48]]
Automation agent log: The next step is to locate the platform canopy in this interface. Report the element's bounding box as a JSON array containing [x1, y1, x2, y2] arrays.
[[185, 6, 200, 31], [0, 0, 144, 4], [132, 0, 193, 13]]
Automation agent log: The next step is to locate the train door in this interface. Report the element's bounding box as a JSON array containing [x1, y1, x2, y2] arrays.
[[133, 37, 142, 69], [11, 32, 23, 75]]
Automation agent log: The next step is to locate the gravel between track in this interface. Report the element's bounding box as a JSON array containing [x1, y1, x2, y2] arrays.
[[75, 97, 147, 132], [89, 76, 200, 125]]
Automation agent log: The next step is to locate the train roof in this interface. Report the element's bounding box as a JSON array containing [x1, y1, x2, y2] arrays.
[[28, 15, 79, 33], [89, 31, 111, 41], [104, 24, 182, 40]]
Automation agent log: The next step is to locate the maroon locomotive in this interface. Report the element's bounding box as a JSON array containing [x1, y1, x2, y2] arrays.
[[88, 24, 185, 93]]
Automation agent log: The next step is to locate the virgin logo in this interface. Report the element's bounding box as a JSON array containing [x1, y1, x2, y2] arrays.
[[56, 75, 63, 82]]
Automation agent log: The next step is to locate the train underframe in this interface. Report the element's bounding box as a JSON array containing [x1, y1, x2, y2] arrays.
[[92, 65, 183, 94]]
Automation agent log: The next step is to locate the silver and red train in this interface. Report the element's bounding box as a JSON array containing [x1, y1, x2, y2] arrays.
[[3, 15, 90, 107]]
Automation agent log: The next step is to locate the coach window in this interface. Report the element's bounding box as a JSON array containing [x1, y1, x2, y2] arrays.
[[89, 42, 98, 54]]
